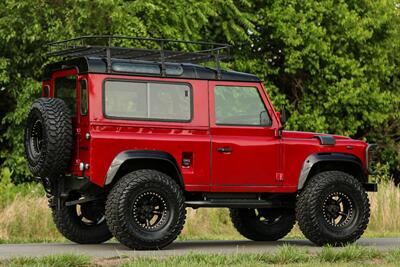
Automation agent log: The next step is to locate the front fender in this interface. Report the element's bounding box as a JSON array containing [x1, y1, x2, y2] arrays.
[[297, 153, 364, 190]]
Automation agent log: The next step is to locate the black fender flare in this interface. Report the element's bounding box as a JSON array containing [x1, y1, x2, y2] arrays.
[[104, 150, 183, 187], [297, 153, 364, 190]]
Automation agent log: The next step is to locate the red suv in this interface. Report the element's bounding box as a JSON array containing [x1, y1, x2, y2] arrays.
[[24, 36, 377, 250]]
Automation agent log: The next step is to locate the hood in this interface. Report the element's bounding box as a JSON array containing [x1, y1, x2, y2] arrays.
[[282, 130, 351, 140]]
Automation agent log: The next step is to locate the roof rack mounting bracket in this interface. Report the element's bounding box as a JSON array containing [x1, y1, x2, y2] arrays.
[[160, 40, 166, 77], [106, 47, 111, 73], [215, 49, 222, 80]]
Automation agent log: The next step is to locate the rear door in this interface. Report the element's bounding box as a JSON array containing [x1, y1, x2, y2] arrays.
[[209, 81, 281, 191], [52, 69, 80, 173]]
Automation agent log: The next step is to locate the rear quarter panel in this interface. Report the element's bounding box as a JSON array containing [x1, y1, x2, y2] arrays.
[[86, 74, 211, 191]]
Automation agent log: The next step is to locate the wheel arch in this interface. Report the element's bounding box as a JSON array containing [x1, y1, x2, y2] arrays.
[[104, 150, 184, 189], [297, 153, 366, 190]]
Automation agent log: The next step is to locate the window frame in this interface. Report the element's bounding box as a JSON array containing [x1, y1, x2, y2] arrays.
[[43, 85, 50, 97], [102, 78, 194, 123], [54, 75, 77, 117], [80, 78, 89, 116], [213, 85, 272, 127]]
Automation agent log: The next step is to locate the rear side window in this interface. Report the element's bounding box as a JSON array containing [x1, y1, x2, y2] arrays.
[[55, 75, 76, 116], [104, 80, 191, 121], [214, 86, 271, 126], [80, 79, 88, 115]]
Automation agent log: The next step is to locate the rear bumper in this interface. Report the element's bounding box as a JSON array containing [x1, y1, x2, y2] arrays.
[[363, 182, 378, 192]]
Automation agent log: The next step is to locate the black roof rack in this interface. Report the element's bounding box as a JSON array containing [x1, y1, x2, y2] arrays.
[[48, 36, 231, 78]]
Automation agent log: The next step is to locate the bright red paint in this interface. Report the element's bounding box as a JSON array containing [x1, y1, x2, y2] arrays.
[[43, 70, 369, 193]]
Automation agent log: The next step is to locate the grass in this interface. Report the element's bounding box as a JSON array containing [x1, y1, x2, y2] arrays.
[[0, 196, 61, 243], [0, 254, 91, 267], [1, 246, 400, 266], [0, 168, 43, 209], [0, 166, 399, 242]]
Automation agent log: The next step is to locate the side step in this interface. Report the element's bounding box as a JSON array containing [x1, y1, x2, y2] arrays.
[[185, 199, 294, 209]]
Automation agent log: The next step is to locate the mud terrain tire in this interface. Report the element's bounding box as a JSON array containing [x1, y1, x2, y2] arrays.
[[230, 208, 295, 241], [24, 98, 72, 178], [296, 171, 370, 246], [51, 196, 112, 244], [106, 169, 186, 250]]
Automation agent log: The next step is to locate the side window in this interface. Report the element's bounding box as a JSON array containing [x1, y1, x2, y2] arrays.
[[55, 75, 76, 116], [214, 86, 271, 126], [104, 80, 191, 121], [80, 79, 88, 115]]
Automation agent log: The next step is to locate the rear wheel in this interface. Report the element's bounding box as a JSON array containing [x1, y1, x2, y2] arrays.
[[51, 194, 112, 244], [105, 169, 186, 250], [296, 171, 370, 246], [230, 208, 295, 241]]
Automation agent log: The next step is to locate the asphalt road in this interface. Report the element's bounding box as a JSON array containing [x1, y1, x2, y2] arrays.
[[0, 238, 399, 259]]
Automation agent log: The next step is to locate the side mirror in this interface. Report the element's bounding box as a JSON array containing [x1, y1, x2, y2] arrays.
[[280, 108, 287, 125]]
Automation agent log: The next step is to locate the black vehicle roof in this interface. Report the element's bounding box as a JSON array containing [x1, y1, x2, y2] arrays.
[[43, 57, 260, 82]]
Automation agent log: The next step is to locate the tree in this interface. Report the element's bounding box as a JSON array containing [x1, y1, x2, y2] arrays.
[[0, 0, 399, 182], [232, 0, 400, 180], [0, 0, 254, 182]]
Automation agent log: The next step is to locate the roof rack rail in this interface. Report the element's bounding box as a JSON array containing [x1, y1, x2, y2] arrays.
[[48, 35, 231, 78]]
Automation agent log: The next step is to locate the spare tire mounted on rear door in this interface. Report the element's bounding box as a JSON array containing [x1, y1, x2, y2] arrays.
[[24, 97, 73, 178]]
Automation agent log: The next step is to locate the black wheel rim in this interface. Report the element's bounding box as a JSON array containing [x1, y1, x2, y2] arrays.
[[29, 119, 43, 159], [132, 191, 169, 231], [76, 201, 106, 226], [255, 209, 282, 225], [322, 191, 354, 227]]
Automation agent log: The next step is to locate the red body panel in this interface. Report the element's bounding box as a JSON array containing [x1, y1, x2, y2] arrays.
[[45, 71, 369, 193], [208, 81, 282, 191]]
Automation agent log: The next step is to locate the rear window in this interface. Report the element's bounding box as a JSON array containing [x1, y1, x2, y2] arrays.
[[104, 80, 191, 122], [55, 75, 76, 116]]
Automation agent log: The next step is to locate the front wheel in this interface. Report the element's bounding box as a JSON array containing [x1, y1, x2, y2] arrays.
[[230, 208, 295, 241], [105, 169, 186, 250], [296, 171, 370, 246]]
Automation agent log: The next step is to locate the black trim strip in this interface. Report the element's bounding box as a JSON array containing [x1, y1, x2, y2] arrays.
[[105, 150, 184, 187], [314, 135, 336, 145]]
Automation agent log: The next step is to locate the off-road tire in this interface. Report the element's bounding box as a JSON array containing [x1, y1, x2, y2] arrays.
[[24, 98, 72, 178], [51, 198, 113, 244], [229, 208, 295, 241], [105, 169, 186, 250], [296, 171, 370, 246]]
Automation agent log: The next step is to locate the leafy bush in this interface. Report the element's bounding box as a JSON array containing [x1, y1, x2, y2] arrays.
[[0, 167, 43, 208]]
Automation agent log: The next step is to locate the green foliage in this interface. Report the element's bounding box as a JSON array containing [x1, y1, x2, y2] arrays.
[[2, 248, 400, 267], [371, 163, 392, 183], [0, 0, 399, 182], [0, 167, 43, 207], [318, 245, 382, 263], [1, 254, 91, 267], [0, 0, 255, 182], [233, 0, 400, 178]]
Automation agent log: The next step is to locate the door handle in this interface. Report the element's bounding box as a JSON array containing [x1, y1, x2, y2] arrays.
[[217, 147, 233, 153]]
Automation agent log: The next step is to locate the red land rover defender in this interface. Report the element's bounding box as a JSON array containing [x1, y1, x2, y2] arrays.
[[24, 36, 377, 250]]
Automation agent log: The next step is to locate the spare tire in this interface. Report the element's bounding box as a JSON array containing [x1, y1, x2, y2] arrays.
[[24, 98, 73, 178]]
